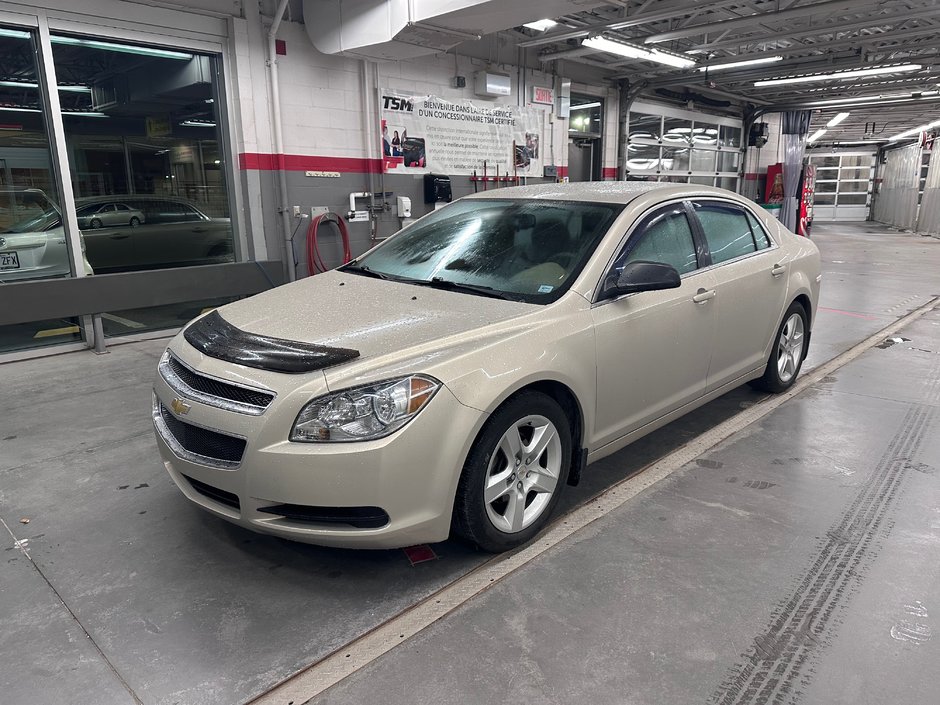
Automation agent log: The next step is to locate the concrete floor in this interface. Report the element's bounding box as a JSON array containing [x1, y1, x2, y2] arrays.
[[1, 222, 938, 705]]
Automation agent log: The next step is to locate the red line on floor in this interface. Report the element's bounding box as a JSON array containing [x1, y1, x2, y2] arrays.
[[818, 306, 881, 320]]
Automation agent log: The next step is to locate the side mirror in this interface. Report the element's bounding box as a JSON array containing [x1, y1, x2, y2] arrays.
[[602, 260, 681, 300]]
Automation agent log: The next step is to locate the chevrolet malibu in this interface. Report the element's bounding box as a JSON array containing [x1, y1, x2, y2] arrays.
[[152, 183, 820, 552]]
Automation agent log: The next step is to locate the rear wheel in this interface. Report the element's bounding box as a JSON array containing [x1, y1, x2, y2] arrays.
[[452, 391, 571, 552], [750, 301, 808, 393], [90, 218, 102, 229], [129, 216, 140, 227]]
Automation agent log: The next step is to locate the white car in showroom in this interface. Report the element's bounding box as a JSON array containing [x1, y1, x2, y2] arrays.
[[0, 188, 93, 282], [153, 183, 820, 552]]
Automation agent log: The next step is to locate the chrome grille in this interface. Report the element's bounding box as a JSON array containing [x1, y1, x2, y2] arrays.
[[159, 352, 274, 415], [154, 399, 246, 469]]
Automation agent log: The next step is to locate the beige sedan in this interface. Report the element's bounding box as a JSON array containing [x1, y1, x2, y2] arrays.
[[152, 183, 820, 552]]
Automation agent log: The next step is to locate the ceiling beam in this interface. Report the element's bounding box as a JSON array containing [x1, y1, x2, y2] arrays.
[[684, 8, 940, 52], [516, 0, 745, 48], [643, 0, 890, 44]]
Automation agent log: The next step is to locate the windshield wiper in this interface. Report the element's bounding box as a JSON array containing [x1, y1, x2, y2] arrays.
[[340, 264, 397, 281], [418, 277, 523, 301], [341, 266, 522, 301]]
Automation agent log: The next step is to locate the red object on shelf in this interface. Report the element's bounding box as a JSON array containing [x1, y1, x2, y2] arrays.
[[798, 164, 816, 238]]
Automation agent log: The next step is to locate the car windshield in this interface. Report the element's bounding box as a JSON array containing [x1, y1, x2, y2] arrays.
[[348, 199, 621, 303]]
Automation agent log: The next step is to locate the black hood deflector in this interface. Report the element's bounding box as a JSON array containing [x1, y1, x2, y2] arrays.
[[184, 310, 360, 374]]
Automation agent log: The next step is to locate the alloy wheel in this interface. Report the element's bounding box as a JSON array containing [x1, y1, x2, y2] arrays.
[[483, 414, 562, 533], [776, 312, 805, 383]]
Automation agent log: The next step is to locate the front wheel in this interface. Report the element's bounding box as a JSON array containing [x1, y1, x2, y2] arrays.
[[750, 301, 808, 393], [452, 391, 571, 552], [129, 216, 140, 227], [90, 218, 102, 229]]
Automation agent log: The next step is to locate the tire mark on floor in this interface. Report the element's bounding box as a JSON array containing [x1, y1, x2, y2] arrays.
[[709, 360, 940, 705]]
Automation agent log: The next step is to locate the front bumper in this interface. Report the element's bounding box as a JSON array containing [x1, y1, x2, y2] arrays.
[[152, 359, 484, 549]]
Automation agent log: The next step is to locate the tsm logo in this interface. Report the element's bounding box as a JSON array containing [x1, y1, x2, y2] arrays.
[[382, 95, 414, 112]]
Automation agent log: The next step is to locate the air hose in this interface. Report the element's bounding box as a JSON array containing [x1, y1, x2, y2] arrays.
[[306, 211, 352, 275]]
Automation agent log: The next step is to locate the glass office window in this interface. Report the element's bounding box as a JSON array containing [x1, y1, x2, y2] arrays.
[[692, 122, 719, 146], [661, 146, 690, 171], [0, 25, 86, 352], [627, 105, 741, 192], [626, 144, 661, 171], [810, 156, 840, 168], [720, 125, 741, 148], [663, 117, 693, 145], [0, 27, 71, 284], [690, 150, 716, 172], [629, 112, 661, 141], [51, 35, 234, 275]]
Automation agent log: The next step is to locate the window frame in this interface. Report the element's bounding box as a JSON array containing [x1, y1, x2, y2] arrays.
[[592, 199, 707, 305], [687, 199, 779, 270]]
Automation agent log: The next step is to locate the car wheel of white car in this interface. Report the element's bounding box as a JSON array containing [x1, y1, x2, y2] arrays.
[[90, 218, 102, 229], [130, 217, 140, 227], [452, 391, 571, 552], [751, 301, 808, 394]]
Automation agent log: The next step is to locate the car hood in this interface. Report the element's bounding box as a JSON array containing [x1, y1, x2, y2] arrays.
[[206, 270, 536, 374]]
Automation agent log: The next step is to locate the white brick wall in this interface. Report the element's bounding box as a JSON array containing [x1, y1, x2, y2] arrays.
[[266, 20, 574, 169]]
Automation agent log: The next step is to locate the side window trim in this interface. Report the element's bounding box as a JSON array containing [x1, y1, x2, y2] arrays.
[[682, 200, 712, 268], [688, 199, 775, 269], [745, 210, 772, 249], [591, 200, 703, 305]]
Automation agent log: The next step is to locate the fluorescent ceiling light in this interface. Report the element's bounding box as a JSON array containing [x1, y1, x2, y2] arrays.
[[698, 55, 782, 72], [0, 28, 30, 39], [582, 36, 695, 69], [754, 64, 922, 87], [826, 112, 850, 127], [0, 80, 91, 93], [51, 35, 192, 60], [180, 120, 216, 128], [888, 117, 940, 141], [807, 129, 827, 143], [570, 101, 601, 110], [523, 19, 558, 32], [64, 111, 108, 118]]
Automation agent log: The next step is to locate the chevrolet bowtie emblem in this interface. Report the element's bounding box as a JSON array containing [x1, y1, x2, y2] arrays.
[[171, 398, 191, 416]]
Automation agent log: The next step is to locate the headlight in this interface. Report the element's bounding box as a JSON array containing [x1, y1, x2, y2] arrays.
[[290, 375, 440, 442]]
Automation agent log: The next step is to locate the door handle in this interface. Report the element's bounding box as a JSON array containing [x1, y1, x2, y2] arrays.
[[771, 263, 786, 277], [692, 288, 716, 304]]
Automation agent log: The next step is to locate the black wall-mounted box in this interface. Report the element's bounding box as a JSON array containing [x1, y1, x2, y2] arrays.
[[423, 174, 452, 204]]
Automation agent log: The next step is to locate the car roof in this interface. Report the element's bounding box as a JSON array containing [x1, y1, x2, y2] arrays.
[[460, 181, 747, 206]]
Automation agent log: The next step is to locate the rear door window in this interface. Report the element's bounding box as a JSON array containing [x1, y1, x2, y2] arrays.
[[692, 202, 760, 264]]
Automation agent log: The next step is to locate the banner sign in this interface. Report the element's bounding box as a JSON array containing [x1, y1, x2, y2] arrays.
[[381, 92, 544, 177]]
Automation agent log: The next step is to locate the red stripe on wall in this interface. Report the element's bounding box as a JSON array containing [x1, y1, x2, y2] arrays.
[[602, 167, 617, 179], [556, 165, 568, 178], [239, 152, 384, 173], [744, 172, 760, 181]]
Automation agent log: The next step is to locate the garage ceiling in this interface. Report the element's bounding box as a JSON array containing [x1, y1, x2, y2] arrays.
[[507, 0, 940, 146]]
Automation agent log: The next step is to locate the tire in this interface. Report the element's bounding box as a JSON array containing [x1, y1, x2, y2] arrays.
[[750, 301, 808, 393], [129, 217, 140, 227], [90, 218, 102, 229], [452, 391, 571, 552]]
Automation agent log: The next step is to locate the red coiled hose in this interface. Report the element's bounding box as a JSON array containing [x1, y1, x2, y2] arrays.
[[306, 211, 352, 275]]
